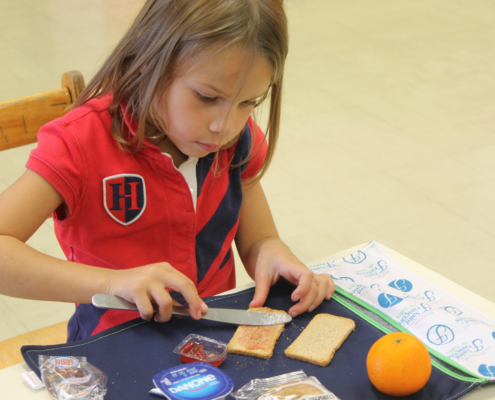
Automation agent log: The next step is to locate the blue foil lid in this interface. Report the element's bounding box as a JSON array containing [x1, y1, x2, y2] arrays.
[[153, 362, 233, 400]]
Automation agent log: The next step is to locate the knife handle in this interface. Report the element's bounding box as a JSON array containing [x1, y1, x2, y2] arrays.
[[92, 294, 191, 316], [172, 305, 190, 316]]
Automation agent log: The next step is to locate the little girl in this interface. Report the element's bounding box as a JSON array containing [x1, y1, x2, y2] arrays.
[[0, 0, 334, 342]]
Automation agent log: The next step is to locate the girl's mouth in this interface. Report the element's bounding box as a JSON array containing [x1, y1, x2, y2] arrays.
[[197, 142, 219, 153]]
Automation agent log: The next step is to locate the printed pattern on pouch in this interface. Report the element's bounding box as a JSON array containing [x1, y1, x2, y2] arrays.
[[309, 241, 495, 381]]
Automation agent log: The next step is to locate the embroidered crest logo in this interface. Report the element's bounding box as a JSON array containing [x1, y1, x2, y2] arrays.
[[103, 174, 146, 225]]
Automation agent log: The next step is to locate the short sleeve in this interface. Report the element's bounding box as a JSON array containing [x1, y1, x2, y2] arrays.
[[240, 116, 268, 180], [26, 119, 85, 215]]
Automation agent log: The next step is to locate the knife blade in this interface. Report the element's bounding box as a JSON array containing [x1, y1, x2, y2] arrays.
[[91, 294, 292, 326]]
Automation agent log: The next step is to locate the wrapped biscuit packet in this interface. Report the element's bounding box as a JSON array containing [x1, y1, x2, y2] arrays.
[[38, 355, 107, 400], [232, 371, 341, 400]]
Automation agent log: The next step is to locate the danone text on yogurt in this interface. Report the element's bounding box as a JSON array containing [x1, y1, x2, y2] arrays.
[[151, 362, 233, 400]]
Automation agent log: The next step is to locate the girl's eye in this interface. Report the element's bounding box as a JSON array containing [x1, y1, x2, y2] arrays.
[[242, 100, 258, 107], [195, 91, 261, 107], [242, 99, 261, 108], [195, 92, 218, 103]]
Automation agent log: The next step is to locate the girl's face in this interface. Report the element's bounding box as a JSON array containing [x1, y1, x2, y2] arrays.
[[154, 47, 273, 159]]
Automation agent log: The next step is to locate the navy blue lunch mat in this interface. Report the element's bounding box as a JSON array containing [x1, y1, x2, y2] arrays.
[[22, 282, 485, 400]]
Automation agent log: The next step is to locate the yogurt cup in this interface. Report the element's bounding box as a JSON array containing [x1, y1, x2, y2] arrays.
[[152, 362, 233, 400]]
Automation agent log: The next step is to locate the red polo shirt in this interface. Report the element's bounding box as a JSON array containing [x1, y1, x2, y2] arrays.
[[27, 95, 267, 341]]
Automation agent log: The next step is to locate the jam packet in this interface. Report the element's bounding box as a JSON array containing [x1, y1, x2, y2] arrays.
[[38, 355, 108, 400], [231, 371, 341, 400], [173, 334, 228, 367]]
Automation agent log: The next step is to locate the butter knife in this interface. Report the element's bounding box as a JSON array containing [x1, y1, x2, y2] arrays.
[[91, 294, 291, 326]]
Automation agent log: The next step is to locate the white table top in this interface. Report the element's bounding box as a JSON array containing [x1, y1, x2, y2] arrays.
[[1, 244, 494, 399]]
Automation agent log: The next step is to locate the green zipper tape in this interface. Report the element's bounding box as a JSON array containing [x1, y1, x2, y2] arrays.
[[332, 288, 488, 384]]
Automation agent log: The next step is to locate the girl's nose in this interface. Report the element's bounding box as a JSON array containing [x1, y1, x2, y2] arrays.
[[209, 107, 236, 137]]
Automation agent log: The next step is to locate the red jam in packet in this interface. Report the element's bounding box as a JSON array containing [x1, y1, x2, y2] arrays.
[[173, 334, 228, 367]]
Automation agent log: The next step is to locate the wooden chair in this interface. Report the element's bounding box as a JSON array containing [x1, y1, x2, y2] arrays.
[[0, 70, 85, 151], [0, 71, 85, 369], [0, 321, 68, 370]]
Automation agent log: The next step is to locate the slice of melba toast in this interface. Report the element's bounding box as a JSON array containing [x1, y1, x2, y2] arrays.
[[285, 313, 355, 366], [227, 307, 288, 359]]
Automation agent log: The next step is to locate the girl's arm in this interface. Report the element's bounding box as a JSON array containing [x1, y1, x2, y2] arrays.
[[0, 169, 206, 321], [235, 181, 334, 318]]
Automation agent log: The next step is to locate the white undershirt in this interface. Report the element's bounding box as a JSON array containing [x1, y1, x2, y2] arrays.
[[162, 153, 199, 211]]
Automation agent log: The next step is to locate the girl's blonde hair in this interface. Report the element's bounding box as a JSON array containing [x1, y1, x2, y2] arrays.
[[74, 0, 288, 180]]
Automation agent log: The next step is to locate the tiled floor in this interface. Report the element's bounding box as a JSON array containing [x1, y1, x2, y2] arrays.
[[1, 0, 494, 342]]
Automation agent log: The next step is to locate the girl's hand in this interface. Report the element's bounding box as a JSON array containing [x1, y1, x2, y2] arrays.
[[249, 239, 335, 318], [105, 263, 207, 323], [235, 182, 334, 318]]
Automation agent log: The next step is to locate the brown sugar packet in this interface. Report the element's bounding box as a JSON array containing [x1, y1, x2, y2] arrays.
[[285, 313, 355, 366], [265, 382, 324, 399], [227, 307, 288, 359], [231, 371, 342, 400]]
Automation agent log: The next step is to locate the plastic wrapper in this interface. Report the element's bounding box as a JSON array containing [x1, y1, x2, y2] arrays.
[[39, 356, 108, 400], [231, 371, 341, 400]]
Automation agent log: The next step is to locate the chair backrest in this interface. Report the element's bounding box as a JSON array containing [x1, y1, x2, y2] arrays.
[[0, 71, 85, 151]]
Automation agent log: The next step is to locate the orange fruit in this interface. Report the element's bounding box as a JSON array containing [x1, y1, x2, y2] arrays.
[[366, 332, 432, 397]]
